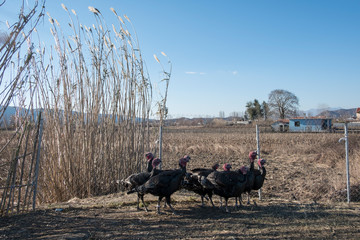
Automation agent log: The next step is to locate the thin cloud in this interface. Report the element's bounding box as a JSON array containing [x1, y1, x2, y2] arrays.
[[232, 71, 238, 75]]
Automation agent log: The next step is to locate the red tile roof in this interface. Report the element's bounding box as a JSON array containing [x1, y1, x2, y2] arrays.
[[274, 119, 289, 123]]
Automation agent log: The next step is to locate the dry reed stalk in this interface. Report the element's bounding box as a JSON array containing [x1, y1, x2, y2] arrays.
[[29, 5, 153, 202], [0, 0, 46, 216], [0, 0, 45, 121]]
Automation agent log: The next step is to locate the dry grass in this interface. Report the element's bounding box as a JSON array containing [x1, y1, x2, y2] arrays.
[[160, 125, 360, 203], [2, 116, 359, 211], [1, 125, 360, 239]]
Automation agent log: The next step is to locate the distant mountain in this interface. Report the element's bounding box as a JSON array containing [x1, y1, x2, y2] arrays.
[[0, 106, 41, 127], [1, 105, 149, 128], [164, 117, 213, 126], [305, 107, 343, 116], [316, 108, 357, 119], [0, 105, 17, 118], [0, 106, 18, 127]]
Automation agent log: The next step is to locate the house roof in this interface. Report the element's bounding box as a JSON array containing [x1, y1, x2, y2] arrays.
[[356, 108, 360, 113], [290, 116, 332, 120], [273, 119, 289, 124]]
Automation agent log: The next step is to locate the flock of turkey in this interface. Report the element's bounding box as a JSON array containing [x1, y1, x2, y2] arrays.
[[122, 151, 266, 215]]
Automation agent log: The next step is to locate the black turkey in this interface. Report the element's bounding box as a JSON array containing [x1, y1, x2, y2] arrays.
[[122, 155, 161, 211], [190, 162, 219, 174], [145, 152, 155, 172], [253, 158, 266, 190], [201, 163, 248, 212], [130, 156, 190, 215], [218, 163, 234, 208], [241, 151, 257, 205], [249, 158, 266, 206], [182, 163, 219, 207], [122, 152, 156, 190]]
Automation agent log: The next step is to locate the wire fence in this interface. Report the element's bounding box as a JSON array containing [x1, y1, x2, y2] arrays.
[[0, 112, 43, 216], [254, 120, 360, 203], [1, 117, 359, 217], [161, 121, 360, 204]]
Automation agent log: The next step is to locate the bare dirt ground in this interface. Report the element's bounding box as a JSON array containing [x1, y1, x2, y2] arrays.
[[1, 191, 360, 239]]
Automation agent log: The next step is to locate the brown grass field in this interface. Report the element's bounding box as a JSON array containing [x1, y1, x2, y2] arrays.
[[1, 125, 360, 239]]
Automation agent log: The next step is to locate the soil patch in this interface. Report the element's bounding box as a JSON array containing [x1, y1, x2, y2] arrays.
[[1, 192, 360, 239]]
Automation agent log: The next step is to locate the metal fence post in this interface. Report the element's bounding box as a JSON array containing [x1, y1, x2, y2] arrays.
[[345, 123, 350, 203], [339, 122, 350, 203], [256, 124, 262, 200]]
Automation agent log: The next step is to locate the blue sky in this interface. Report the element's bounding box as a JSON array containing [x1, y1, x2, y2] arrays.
[[1, 1, 359, 118]]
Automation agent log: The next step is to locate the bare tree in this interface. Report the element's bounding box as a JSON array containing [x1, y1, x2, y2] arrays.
[[268, 89, 299, 119]]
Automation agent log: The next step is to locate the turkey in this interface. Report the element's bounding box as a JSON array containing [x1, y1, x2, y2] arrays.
[[246, 158, 266, 206], [240, 151, 258, 205], [218, 163, 232, 208], [122, 152, 156, 190], [234, 165, 250, 209], [253, 158, 266, 191], [201, 163, 248, 213], [122, 155, 161, 211], [222, 163, 232, 171], [130, 156, 190, 215], [182, 163, 219, 207], [145, 152, 156, 172], [190, 162, 220, 174]]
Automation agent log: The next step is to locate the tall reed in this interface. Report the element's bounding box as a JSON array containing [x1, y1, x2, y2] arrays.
[[0, 0, 45, 123], [0, 0, 46, 214], [31, 5, 152, 202]]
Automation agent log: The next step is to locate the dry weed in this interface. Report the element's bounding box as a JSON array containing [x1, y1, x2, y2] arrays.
[[161, 126, 360, 203]]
